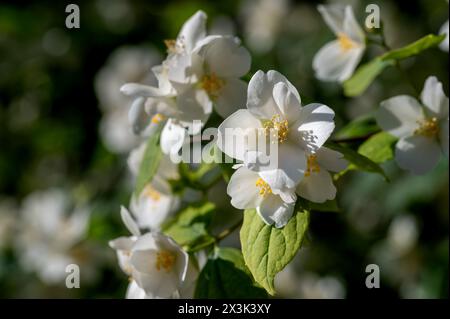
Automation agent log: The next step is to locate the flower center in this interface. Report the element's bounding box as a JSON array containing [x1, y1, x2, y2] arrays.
[[263, 114, 289, 143], [337, 33, 358, 51], [305, 154, 320, 177], [151, 113, 165, 124], [143, 185, 161, 201], [201, 73, 225, 99], [255, 178, 272, 197], [156, 250, 176, 272], [164, 39, 184, 54], [414, 117, 439, 137]]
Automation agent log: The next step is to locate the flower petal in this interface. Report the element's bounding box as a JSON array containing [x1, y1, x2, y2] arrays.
[[217, 109, 262, 161], [120, 83, 169, 98], [295, 103, 335, 152], [296, 170, 337, 203], [376, 95, 424, 138], [126, 280, 148, 299], [227, 167, 262, 209], [420, 76, 449, 119], [177, 10, 207, 52], [176, 87, 212, 124], [258, 141, 307, 190], [439, 20, 449, 52], [160, 120, 187, 156], [273, 82, 302, 122], [257, 195, 295, 228], [247, 70, 300, 120], [121, 206, 141, 236], [313, 40, 364, 82], [215, 78, 247, 118], [395, 135, 442, 174], [201, 37, 251, 78], [316, 147, 348, 172]]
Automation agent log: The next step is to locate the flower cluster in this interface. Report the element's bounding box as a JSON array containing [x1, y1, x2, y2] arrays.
[[218, 70, 347, 228], [108, 5, 448, 299]]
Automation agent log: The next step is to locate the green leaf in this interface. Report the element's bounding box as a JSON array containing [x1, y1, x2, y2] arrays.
[[381, 34, 446, 61], [135, 132, 162, 196], [162, 202, 215, 251], [334, 115, 380, 140], [326, 142, 389, 181], [358, 132, 397, 164], [343, 58, 394, 97], [240, 208, 310, 295], [344, 34, 445, 97], [194, 247, 268, 299]]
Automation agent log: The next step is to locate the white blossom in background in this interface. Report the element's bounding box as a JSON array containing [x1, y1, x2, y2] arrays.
[[313, 5, 365, 82], [439, 20, 449, 52], [120, 10, 251, 157], [15, 189, 89, 284], [218, 70, 343, 226], [95, 45, 162, 153], [109, 207, 198, 298], [240, 0, 289, 54], [127, 143, 181, 230], [376, 76, 449, 174]]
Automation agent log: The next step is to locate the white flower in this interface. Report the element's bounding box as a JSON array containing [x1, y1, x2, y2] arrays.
[[95, 45, 161, 153], [218, 70, 336, 194], [227, 166, 296, 228], [16, 189, 89, 284], [439, 19, 449, 52], [296, 147, 348, 203], [109, 207, 198, 299], [376, 76, 449, 174], [127, 143, 181, 230], [240, 0, 289, 54], [313, 5, 365, 82], [121, 11, 251, 157]]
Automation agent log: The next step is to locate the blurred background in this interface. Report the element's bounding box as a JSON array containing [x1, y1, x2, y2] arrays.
[[0, 0, 448, 298]]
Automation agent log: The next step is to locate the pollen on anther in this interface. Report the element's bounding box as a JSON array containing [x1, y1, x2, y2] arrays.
[[255, 178, 272, 197], [156, 250, 176, 272]]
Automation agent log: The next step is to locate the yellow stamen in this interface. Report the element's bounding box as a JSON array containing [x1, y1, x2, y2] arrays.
[[263, 114, 289, 143], [151, 113, 165, 124], [201, 73, 225, 99], [156, 250, 176, 272], [164, 39, 184, 53], [337, 33, 358, 51], [255, 178, 272, 197], [143, 185, 161, 201], [305, 154, 321, 177], [414, 117, 439, 138]]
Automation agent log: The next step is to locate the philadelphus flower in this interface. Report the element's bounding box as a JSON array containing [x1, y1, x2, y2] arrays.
[[15, 189, 89, 284], [313, 5, 365, 82], [127, 142, 181, 230], [376, 76, 449, 174], [95, 45, 161, 153], [109, 207, 198, 299], [121, 11, 251, 157], [219, 70, 344, 227]]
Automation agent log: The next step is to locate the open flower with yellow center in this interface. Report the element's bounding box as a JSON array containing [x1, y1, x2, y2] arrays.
[[127, 144, 181, 230], [109, 207, 198, 299], [227, 166, 296, 228], [313, 5, 365, 82], [376, 76, 449, 174], [218, 70, 336, 196], [296, 148, 348, 203]]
